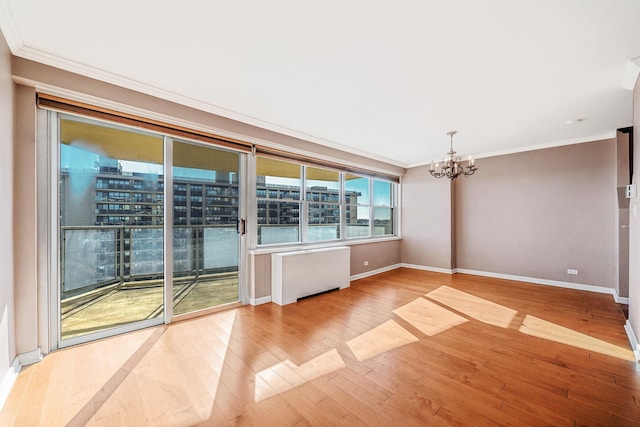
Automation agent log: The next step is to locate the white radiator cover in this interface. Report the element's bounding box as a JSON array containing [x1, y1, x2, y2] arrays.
[[271, 247, 351, 306]]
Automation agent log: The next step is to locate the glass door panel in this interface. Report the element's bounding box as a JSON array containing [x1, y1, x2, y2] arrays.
[[59, 117, 165, 341], [172, 140, 240, 316]]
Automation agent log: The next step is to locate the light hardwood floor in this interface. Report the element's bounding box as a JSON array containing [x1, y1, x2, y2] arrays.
[[1, 268, 639, 426]]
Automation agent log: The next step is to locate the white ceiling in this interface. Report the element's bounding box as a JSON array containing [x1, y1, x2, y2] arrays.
[[1, 1, 640, 168]]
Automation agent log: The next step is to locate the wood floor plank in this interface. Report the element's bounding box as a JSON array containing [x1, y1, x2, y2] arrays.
[[2, 268, 638, 426]]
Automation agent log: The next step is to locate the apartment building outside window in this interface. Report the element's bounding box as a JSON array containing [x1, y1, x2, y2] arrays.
[[256, 156, 397, 246]]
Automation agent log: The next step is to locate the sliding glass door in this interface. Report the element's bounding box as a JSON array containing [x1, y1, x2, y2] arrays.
[[59, 116, 166, 341], [172, 140, 240, 316], [56, 114, 243, 345]]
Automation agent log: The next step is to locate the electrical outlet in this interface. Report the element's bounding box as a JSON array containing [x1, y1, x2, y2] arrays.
[[364, 261, 369, 266], [567, 269, 578, 275]]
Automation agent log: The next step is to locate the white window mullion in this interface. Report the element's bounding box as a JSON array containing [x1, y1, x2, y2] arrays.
[[163, 136, 174, 323], [47, 110, 60, 351], [247, 154, 258, 250], [300, 165, 308, 243], [368, 178, 374, 238], [238, 152, 250, 304], [340, 172, 346, 241]]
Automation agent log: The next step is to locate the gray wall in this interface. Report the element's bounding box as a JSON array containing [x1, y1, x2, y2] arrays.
[[455, 140, 617, 288], [630, 78, 640, 345], [0, 31, 15, 400], [14, 85, 38, 355], [400, 165, 454, 270], [351, 240, 401, 276]]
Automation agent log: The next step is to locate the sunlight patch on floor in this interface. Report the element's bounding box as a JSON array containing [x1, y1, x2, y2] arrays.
[[393, 297, 468, 336], [426, 286, 518, 328], [519, 315, 635, 361], [87, 309, 238, 425], [347, 319, 419, 362], [254, 348, 346, 402]]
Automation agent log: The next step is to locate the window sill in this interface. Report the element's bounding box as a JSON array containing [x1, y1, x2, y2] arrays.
[[249, 235, 401, 255]]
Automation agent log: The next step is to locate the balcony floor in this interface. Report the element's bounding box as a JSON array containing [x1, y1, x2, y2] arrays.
[[61, 273, 238, 340]]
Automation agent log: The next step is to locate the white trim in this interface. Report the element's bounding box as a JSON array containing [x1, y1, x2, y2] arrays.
[[406, 132, 617, 169], [350, 264, 401, 281], [173, 301, 242, 322], [49, 111, 60, 351], [614, 292, 630, 305], [0, 0, 23, 54], [454, 268, 623, 301], [163, 136, 174, 323], [58, 318, 164, 349], [624, 320, 640, 363], [251, 236, 401, 255], [36, 108, 51, 355], [399, 265, 627, 304], [0, 357, 20, 411], [239, 152, 250, 306], [622, 56, 640, 90], [400, 263, 454, 275], [250, 296, 272, 306], [249, 251, 257, 304], [17, 348, 43, 366]]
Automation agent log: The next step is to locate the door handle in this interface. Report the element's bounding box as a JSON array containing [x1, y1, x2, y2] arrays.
[[237, 218, 246, 236]]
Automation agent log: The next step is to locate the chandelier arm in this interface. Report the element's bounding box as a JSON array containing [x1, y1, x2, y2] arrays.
[[428, 130, 478, 180]]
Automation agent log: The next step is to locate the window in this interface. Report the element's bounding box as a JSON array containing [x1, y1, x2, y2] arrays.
[[373, 180, 394, 236], [345, 175, 370, 238], [256, 156, 397, 246], [306, 167, 340, 242], [256, 157, 301, 245]]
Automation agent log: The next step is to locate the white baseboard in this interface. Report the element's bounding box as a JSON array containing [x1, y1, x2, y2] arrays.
[[624, 321, 640, 363], [17, 348, 43, 366], [400, 263, 454, 274], [351, 263, 402, 281], [454, 268, 623, 303], [249, 296, 272, 306], [0, 357, 20, 411], [613, 291, 630, 305]]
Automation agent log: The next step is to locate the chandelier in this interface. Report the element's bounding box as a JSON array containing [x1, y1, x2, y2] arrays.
[[429, 130, 478, 179]]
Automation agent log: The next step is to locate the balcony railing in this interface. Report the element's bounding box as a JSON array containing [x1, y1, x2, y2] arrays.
[[60, 224, 238, 299]]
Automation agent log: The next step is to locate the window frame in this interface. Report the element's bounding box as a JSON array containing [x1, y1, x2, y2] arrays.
[[255, 156, 398, 247]]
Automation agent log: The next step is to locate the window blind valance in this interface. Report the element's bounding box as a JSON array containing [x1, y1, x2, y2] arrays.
[[255, 146, 400, 183], [37, 93, 253, 153]]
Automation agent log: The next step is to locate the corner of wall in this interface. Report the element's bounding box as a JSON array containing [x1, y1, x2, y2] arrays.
[[0, 24, 17, 411], [628, 71, 640, 348]]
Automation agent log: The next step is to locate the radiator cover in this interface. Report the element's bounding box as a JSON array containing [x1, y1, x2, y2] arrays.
[[271, 247, 351, 305]]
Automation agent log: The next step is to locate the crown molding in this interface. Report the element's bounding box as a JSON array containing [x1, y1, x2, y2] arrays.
[[0, 0, 23, 53], [405, 131, 617, 169], [469, 132, 618, 160]]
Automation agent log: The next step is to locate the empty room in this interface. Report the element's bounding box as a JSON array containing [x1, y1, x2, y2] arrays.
[[1, 1, 640, 425]]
